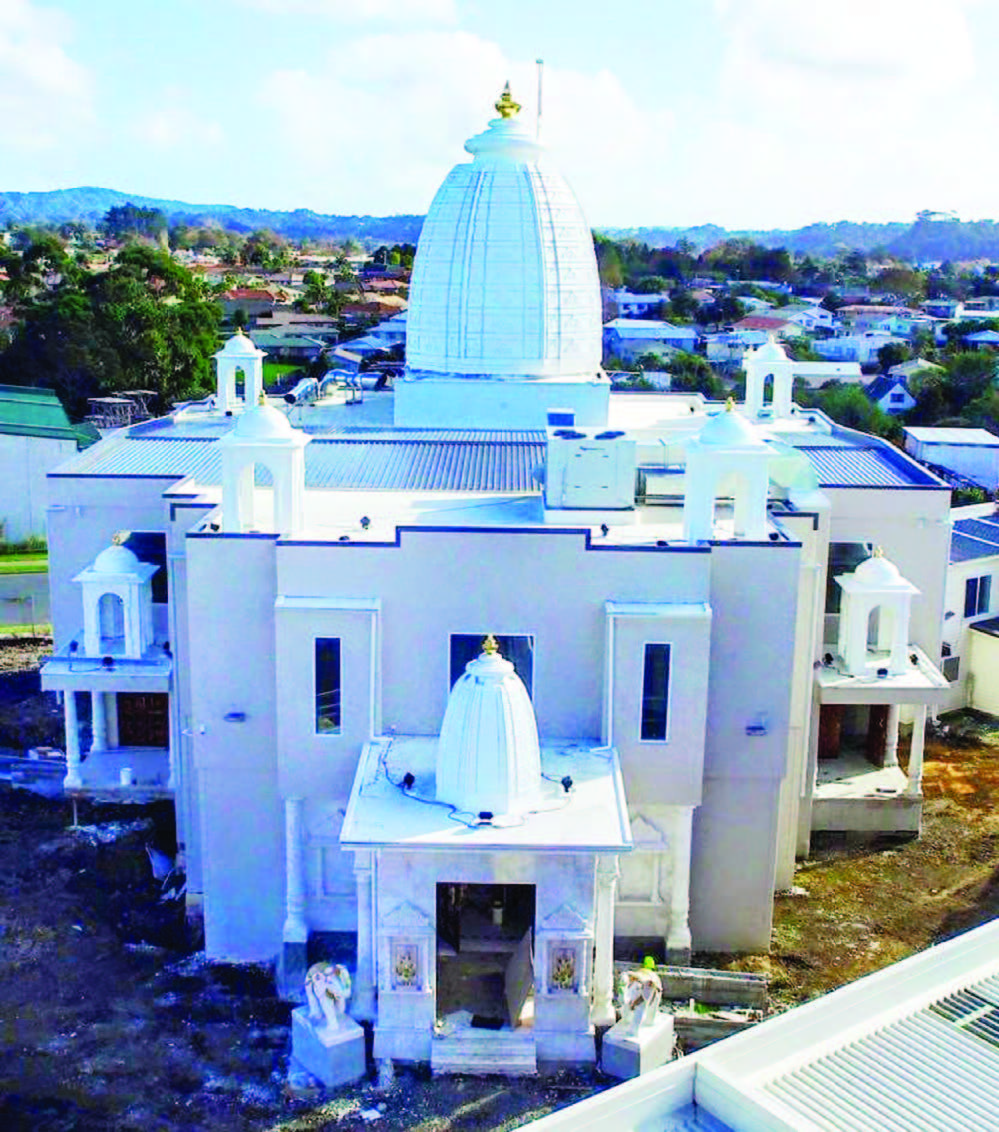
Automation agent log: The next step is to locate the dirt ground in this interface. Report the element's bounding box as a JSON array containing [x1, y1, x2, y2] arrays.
[[4, 635, 999, 1129]]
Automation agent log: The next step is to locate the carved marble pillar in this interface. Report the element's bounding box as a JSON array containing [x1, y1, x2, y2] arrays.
[[90, 690, 108, 753], [63, 692, 82, 790], [884, 704, 900, 769], [352, 850, 377, 1021], [282, 796, 308, 944], [105, 692, 119, 748], [590, 854, 619, 1027], [907, 705, 927, 797], [667, 807, 693, 960]]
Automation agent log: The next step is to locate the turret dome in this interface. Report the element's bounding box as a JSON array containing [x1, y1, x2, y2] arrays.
[[93, 542, 141, 575], [854, 552, 903, 586], [406, 87, 601, 380], [698, 402, 764, 448], [215, 331, 263, 358], [436, 634, 542, 817], [231, 399, 295, 441]]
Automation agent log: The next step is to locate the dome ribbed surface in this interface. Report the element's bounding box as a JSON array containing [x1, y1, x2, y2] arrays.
[[436, 644, 542, 817], [406, 114, 601, 379]]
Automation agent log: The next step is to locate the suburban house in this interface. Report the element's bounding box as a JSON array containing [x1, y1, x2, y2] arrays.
[[605, 289, 669, 319], [813, 331, 908, 365], [602, 319, 698, 361], [0, 385, 97, 543], [731, 315, 800, 340], [41, 90, 950, 1071], [219, 288, 278, 322], [905, 426, 999, 491], [865, 375, 916, 415], [889, 357, 943, 383], [939, 503, 999, 714]]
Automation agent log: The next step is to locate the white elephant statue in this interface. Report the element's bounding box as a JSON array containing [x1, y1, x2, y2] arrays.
[[620, 968, 663, 1033], [305, 962, 352, 1033]]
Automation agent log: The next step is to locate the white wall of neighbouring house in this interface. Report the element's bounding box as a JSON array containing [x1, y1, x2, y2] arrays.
[[2, 433, 78, 543]]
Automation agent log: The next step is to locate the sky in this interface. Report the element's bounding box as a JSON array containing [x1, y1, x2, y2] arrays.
[[4, 0, 999, 230]]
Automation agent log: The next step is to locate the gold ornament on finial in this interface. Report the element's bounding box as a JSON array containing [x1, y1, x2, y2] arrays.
[[482, 633, 499, 656], [495, 82, 520, 119], [258, 391, 267, 406], [111, 530, 129, 546], [725, 396, 735, 412], [873, 545, 884, 557]]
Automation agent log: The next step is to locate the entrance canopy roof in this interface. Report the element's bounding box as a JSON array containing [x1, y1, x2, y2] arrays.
[[341, 736, 632, 853]]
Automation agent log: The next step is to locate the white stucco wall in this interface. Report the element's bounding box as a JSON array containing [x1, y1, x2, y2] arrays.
[[0, 433, 78, 543]]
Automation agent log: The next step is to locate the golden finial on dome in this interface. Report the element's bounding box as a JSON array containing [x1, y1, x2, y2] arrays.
[[495, 82, 521, 119], [482, 633, 499, 656], [258, 391, 267, 406], [111, 530, 128, 546], [725, 396, 735, 412], [873, 545, 884, 557]]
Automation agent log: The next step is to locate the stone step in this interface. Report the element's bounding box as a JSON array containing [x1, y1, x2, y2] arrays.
[[431, 1030, 537, 1076]]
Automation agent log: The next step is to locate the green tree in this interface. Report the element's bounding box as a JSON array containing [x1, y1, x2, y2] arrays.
[[877, 342, 911, 371], [101, 203, 168, 245], [667, 351, 725, 398], [0, 242, 221, 419]]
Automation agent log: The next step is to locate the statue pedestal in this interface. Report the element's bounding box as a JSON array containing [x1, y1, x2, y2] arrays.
[[291, 1007, 367, 1088], [601, 1014, 674, 1080]]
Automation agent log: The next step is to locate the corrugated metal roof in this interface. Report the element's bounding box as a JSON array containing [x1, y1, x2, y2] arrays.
[[763, 973, 999, 1131], [51, 433, 545, 493], [799, 446, 920, 487], [950, 515, 999, 562]]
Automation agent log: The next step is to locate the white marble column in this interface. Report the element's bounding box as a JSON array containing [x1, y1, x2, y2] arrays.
[[590, 854, 619, 1027], [884, 704, 900, 769], [906, 705, 928, 797], [352, 850, 377, 1020], [667, 807, 693, 957], [63, 691, 82, 790], [90, 690, 108, 753], [105, 692, 119, 748], [282, 797, 308, 943]]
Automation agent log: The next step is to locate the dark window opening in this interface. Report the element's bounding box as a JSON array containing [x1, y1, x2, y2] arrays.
[[641, 643, 671, 741], [825, 542, 873, 613], [315, 638, 341, 733], [965, 575, 991, 618]]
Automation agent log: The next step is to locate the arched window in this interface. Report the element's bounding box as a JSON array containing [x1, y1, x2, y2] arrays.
[[98, 592, 126, 653]]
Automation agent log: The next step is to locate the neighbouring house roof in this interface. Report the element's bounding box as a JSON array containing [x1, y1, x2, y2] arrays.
[[970, 614, 999, 638], [906, 427, 999, 447], [865, 375, 910, 402], [732, 315, 796, 332], [950, 511, 999, 563], [249, 332, 325, 350], [222, 288, 276, 302], [0, 384, 98, 447], [603, 319, 697, 338], [889, 358, 944, 378], [964, 330, 999, 343]]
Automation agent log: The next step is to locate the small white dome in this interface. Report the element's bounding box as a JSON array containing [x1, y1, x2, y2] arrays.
[[698, 405, 764, 448], [231, 401, 294, 440], [93, 543, 141, 574], [217, 331, 262, 357], [436, 636, 542, 816], [854, 553, 902, 586], [748, 336, 789, 364]]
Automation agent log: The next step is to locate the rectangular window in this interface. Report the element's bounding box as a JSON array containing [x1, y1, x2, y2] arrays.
[[825, 542, 873, 613], [943, 656, 961, 682], [965, 575, 992, 618], [315, 638, 341, 734], [450, 634, 534, 696], [641, 643, 671, 741]]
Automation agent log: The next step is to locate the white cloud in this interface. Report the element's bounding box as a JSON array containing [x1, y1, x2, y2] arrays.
[[251, 31, 674, 223], [0, 0, 94, 151], [243, 0, 457, 23], [691, 0, 995, 225], [132, 93, 224, 152]]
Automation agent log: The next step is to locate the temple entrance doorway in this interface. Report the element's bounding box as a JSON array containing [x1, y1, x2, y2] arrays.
[[435, 883, 535, 1030]]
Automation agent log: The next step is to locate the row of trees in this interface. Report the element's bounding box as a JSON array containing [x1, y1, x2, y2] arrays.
[[0, 239, 221, 419]]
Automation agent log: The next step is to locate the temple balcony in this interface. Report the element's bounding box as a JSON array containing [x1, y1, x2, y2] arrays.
[[40, 636, 174, 797], [809, 644, 948, 839]]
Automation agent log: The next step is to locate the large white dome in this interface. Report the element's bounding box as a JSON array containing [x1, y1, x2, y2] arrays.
[[406, 87, 602, 380]]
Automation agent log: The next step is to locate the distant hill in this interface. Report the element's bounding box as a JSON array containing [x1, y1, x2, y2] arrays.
[[4, 187, 999, 262], [0, 187, 424, 244]]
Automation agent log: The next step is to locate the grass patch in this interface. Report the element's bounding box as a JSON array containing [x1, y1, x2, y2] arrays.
[[0, 554, 47, 575], [263, 362, 303, 387], [0, 624, 52, 637]]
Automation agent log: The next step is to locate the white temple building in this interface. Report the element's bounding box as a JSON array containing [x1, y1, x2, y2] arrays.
[[42, 87, 950, 1070]]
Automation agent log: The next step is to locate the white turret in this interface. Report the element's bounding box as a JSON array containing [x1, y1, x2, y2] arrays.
[[743, 336, 794, 420], [836, 549, 919, 677], [213, 331, 266, 415]]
